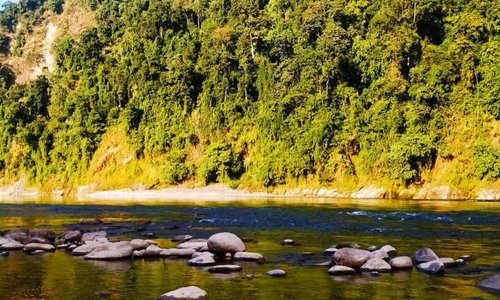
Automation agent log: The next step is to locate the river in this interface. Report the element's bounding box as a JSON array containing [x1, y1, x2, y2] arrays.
[[0, 197, 499, 299]]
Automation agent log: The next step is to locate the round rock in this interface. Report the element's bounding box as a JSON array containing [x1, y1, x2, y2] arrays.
[[389, 256, 413, 270], [439, 257, 456, 267], [360, 258, 392, 272], [416, 260, 445, 274], [158, 286, 208, 300], [188, 253, 216, 266], [367, 245, 379, 252], [334, 242, 360, 249], [332, 248, 372, 269], [160, 248, 196, 257], [234, 252, 265, 263], [478, 274, 500, 295], [328, 265, 356, 275], [23, 243, 56, 252], [413, 248, 439, 264], [207, 232, 245, 254], [84, 242, 134, 260]]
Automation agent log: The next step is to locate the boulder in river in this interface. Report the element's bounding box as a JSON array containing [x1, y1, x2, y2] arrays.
[[389, 256, 413, 270], [413, 248, 439, 264], [84, 241, 134, 260], [332, 248, 372, 269], [72, 241, 105, 256], [29, 230, 56, 242], [328, 265, 357, 275], [61, 230, 82, 243], [0, 241, 24, 250], [5, 229, 29, 244], [158, 286, 208, 300], [234, 252, 265, 263], [367, 245, 379, 252], [23, 243, 56, 252], [267, 269, 287, 277], [160, 248, 196, 257], [207, 232, 245, 254], [379, 245, 397, 257], [281, 239, 295, 245], [188, 253, 216, 266], [370, 249, 389, 260], [477, 274, 500, 295], [81, 231, 107, 242], [416, 260, 444, 274], [130, 239, 152, 250], [143, 245, 163, 257], [26, 237, 52, 245], [207, 265, 242, 273], [360, 258, 392, 272]]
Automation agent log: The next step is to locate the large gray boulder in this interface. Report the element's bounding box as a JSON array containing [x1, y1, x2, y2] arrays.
[[379, 245, 397, 257], [413, 248, 439, 264], [130, 239, 153, 250], [29, 230, 56, 242], [158, 286, 208, 300], [328, 265, 357, 275], [389, 256, 413, 269], [207, 232, 245, 253], [478, 274, 500, 295], [5, 229, 29, 244], [72, 241, 103, 256], [144, 245, 163, 257], [84, 242, 134, 260], [360, 258, 392, 272], [177, 241, 208, 251], [417, 260, 444, 274], [332, 248, 372, 269]]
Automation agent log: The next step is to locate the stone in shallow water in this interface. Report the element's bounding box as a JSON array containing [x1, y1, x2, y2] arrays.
[[360, 258, 392, 272], [234, 252, 265, 263], [477, 274, 500, 295], [0, 251, 10, 256], [389, 256, 413, 270], [84, 242, 134, 260], [281, 239, 295, 245], [334, 242, 360, 249], [171, 235, 192, 243], [177, 241, 208, 251], [459, 255, 474, 262], [367, 245, 379, 252], [158, 286, 208, 300], [61, 230, 82, 243], [160, 248, 196, 257], [267, 269, 287, 277], [0, 241, 24, 251], [23, 243, 56, 252], [413, 248, 439, 264], [328, 265, 357, 275], [81, 231, 107, 242], [417, 260, 444, 274], [207, 232, 245, 254], [379, 245, 397, 257], [188, 253, 215, 266], [207, 265, 242, 273], [332, 248, 372, 269]]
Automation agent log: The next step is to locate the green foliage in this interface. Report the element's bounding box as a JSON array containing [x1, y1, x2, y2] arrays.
[[0, 0, 498, 188], [472, 140, 500, 181]]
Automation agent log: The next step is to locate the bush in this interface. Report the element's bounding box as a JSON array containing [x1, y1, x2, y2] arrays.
[[472, 140, 500, 180], [198, 142, 243, 184]]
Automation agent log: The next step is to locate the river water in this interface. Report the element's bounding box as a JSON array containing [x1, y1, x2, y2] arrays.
[[0, 197, 499, 299]]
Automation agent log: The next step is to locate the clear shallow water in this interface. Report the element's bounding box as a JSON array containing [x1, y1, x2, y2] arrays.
[[0, 198, 499, 299]]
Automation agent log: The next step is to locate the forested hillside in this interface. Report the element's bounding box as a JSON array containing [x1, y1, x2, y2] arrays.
[[0, 0, 498, 194]]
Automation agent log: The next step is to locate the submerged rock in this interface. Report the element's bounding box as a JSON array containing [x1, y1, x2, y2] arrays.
[[207, 265, 242, 273], [0, 251, 9, 256], [158, 286, 208, 300], [360, 258, 392, 272], [332, 248, 372, 269], [171, 235, 193, 243], [328, 265, 357, 275], [267, 269, 287, 277], [389, 256, 413, 270], [207, 232, 245, 254], [477, 274, 500, 295], [439, 257, 456, 267], [413, 248, 439, 264], [281, 239, 295, 245], [417, 260, 445, 274], [234, 252, 265, 263]]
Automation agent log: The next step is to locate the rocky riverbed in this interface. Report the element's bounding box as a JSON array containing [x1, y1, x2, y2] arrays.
[[1, 225, 499, 299]]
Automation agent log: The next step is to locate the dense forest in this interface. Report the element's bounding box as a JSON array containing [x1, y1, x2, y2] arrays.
[[0, 0, 498, 193]]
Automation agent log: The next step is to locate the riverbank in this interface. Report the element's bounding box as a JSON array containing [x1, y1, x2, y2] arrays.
[[0, 179, 499, 201]]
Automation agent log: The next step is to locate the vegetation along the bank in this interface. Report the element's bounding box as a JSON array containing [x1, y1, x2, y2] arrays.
[[0, 0, 498, 193]]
